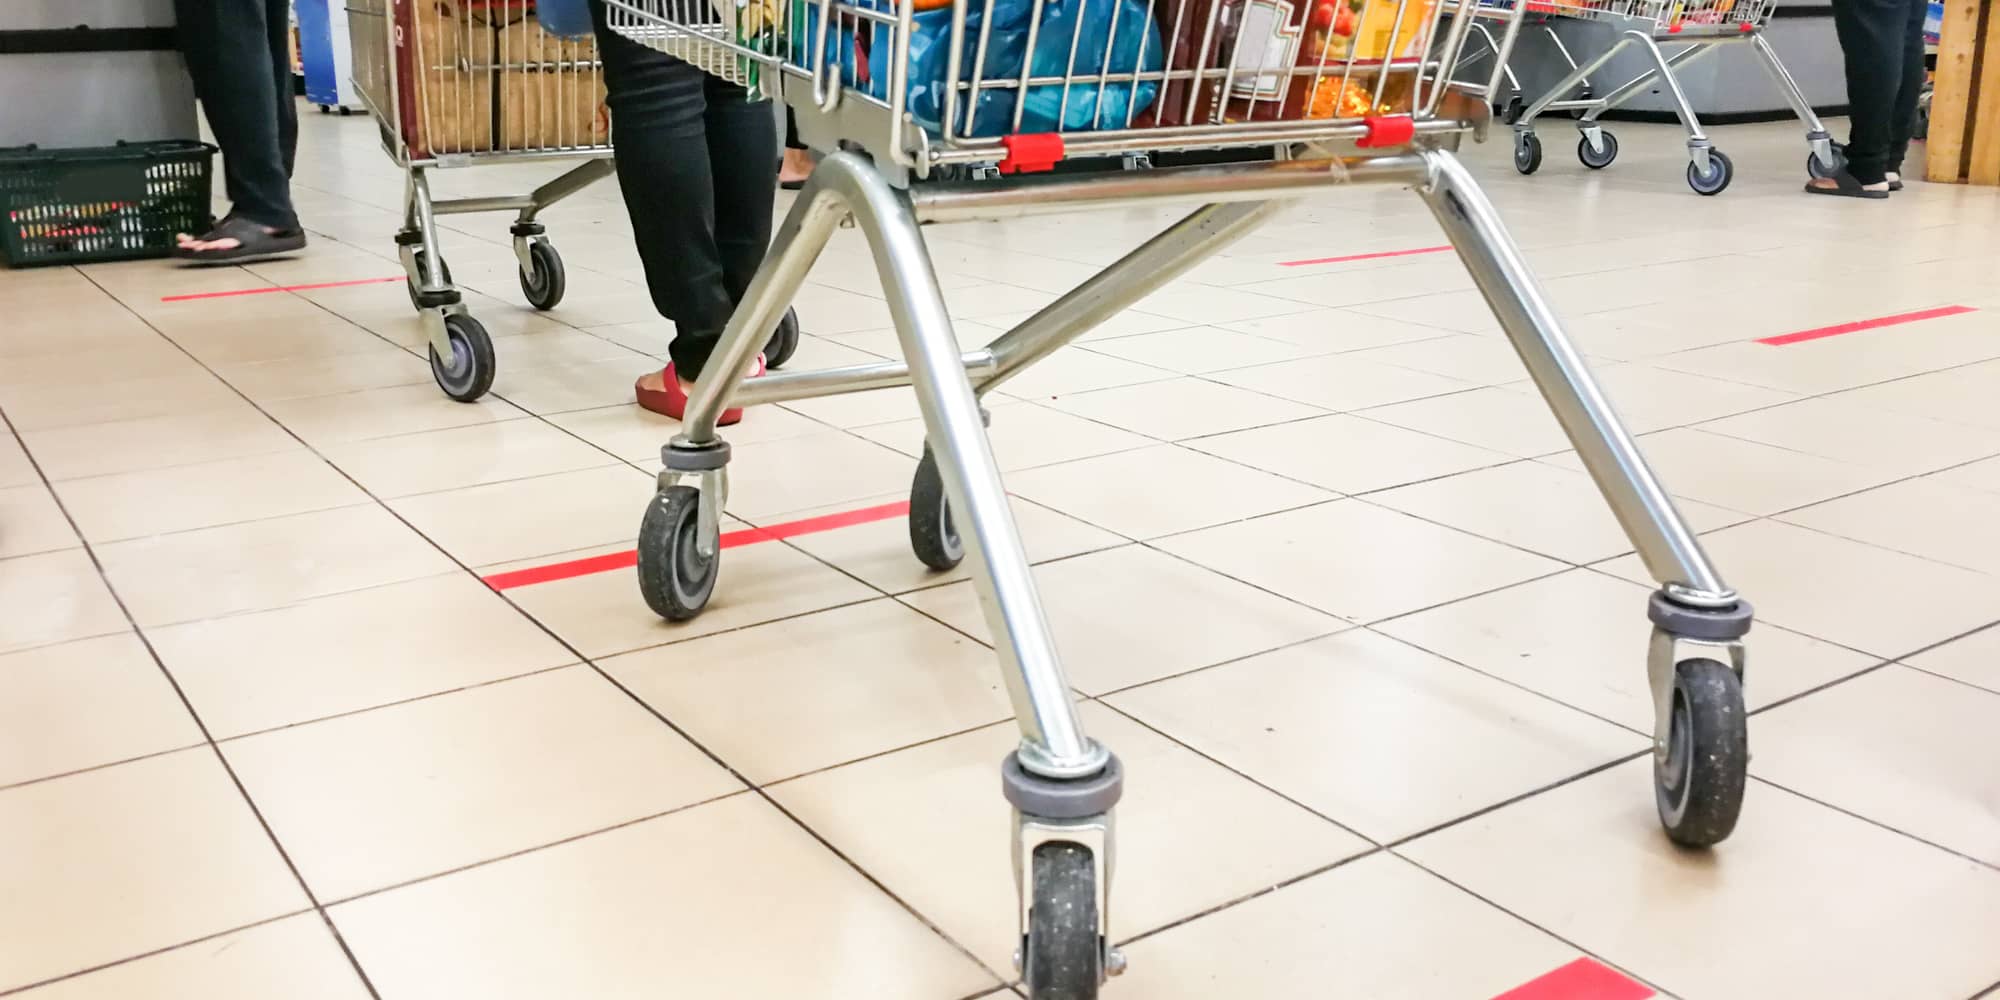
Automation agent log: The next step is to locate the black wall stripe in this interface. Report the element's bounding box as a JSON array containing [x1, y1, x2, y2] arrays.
[[0, 27, 178, 56]]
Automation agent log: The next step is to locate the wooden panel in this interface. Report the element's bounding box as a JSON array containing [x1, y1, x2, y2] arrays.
[[1971, 2, 2000, 184], [1926, 0, 1982, 182]]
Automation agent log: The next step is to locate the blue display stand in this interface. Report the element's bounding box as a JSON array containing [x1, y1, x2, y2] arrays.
[[295, 0, 361, 113]]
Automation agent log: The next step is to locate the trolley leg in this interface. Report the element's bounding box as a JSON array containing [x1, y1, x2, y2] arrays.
[[1466, 23, 1524, 107], [1415, 148, 1753, 846], [409, 168, 450, 298], [509, 158, 617, 279], [1542, 22, 1589, 97], [1593, 33, 1719, 162], [1516, 36, 1627, 127], [977, 200, 1281, 396], [1750, 32, 1837, 170]]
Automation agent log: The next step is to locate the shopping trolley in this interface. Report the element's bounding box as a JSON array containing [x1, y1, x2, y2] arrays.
[[1465, 0, 1838, 194], [608, 0, 1755, 992]]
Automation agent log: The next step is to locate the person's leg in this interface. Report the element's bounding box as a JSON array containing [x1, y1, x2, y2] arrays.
[[1884, 0, 1929, 181], [704, 73, 779, 306], [780, 108, 814, 187], [267, 0, 299, 180], [1827, 0, 1902, 187], [172, 0, 299, 231]]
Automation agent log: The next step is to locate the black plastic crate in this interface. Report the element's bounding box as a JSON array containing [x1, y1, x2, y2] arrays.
[[0, 140, 216, 267]]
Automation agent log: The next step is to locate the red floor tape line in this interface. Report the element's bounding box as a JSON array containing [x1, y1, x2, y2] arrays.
[[1488, 958, 1655, 1000], [480, 500, 912, 591], [158, 275, 403, 303], [1279, 245, 1453, 267], [1757, 304, 1977, 346]]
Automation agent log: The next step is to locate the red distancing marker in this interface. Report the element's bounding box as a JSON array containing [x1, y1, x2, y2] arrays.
[[1757, 304, 1977, 346], [1279, 245, 1453, 267], [159, 275, 403, 303], [480, 500, 911, 591], [1489, 958, 1655, 1000]]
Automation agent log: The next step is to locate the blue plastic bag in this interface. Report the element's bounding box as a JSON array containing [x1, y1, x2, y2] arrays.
[[897, 0, 1160, 138], [536, 0, 597, 39]]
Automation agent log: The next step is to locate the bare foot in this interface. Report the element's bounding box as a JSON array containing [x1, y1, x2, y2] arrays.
[[780, 148, 814, 186]]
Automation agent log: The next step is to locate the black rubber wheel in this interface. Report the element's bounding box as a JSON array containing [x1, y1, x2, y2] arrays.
[[1577, 131, 1619, 170], [519, 240, 566, 311], [338, 107, 355, 116], [1807, 147, 1843, 180], [764, 307, 802, 370], [1024, 842, 1102, 1000], [1513, 133, 1543, 175], [1654, 658, 1748, 848], [428, 313, 495, 402], [636, 485, 717, 622], [1687, 149, 1734, 196], [908, 447, 964, 572], [1502, 95, 1526, 125], [406, 251, 453, 311]]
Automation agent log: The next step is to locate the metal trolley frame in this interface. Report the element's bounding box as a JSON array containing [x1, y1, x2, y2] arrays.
[[348, 0, 619, 400], [1463, 0, 1839, 194], [609, 0, 1755, 993]]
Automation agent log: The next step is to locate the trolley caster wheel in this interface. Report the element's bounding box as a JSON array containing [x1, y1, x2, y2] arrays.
[[765, 307, 802, 370], [1024, 842, 1103, 1000], [406, 251, 453, 311], [1686, 149, 1734, 196], [908, 447, 963, 572], [1501, 95, 1526, 125], [428, 314, 495, 402], [519, 240, 566, 311], [1807, 147, 1843, 180], [1654, 658, 1747, 848], [1513, 133, 1543, 175], [1577, 131, 1619, 170], [637, 485, 717, 622], [338, 106, 355, 116]]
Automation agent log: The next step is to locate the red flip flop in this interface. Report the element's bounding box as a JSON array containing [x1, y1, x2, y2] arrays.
[[636, 355, 765, 425]]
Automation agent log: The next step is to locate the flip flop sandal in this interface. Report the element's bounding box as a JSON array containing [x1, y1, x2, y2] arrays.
[[1805, 167, 1889, 200], [172, 215, 308, 266]]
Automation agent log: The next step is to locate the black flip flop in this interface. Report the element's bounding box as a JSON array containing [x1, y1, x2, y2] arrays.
[[172, 215, 308, 266], [1805, 167, 1889, 200], [780, 178, 806, 191]]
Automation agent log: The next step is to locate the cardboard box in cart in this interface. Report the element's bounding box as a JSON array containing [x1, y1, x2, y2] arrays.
[[395, 0, 609, 157]]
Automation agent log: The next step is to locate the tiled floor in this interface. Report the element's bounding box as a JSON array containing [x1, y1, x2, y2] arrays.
[[4, 107, 2000, 1000]]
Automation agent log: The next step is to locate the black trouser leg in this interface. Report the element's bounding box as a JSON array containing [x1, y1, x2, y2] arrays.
[[173, 0, 299, 229], [591, 0, 778, 381], [1885, 0, 1928, 176], [1831, 0, 1914, 185], [785, 109, 806, 152]]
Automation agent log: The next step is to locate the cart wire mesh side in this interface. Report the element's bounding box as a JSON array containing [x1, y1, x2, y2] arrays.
[[1463, 0, 1838, 194], [347, 0, 619, 401], [606, 1, 1757, 996]]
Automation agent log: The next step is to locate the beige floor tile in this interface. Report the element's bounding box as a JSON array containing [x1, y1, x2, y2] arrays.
[[1185, 413, 1516, 495], [1751, 666, 2000, 866], [852, 400, 1155, 473], [0, 633, 200, 787], [388, 465, 653, 568], [0, 432, 35, 488], [1401, 760, 2000, 1000], [478, 328, 652, 368], [1362, 385, 1573, 457], [330, 795, 996, 1000], [1042, 376, 1325, 441], [1111, 630, 1640, 840], [327, 419, 619, 499], [1599, 520, 2000, 658], [542, 399, 828, 462], [1540, 426, 1898, 516], [1653, 334, 1976, 396], [1218, 308, 1461, 352], [1377, 569, 1877, 731], [95, 505, 455, 627], [1372, 461, 1749, 564], [902, 545, 1346, 694], [0, 371, 247, 433], [0, 549, 129, 655], [1906, 624, 2000, 695], [604, 599, 1012, 783], [1543, 364, 1797, 434], [1699, 396, 2000, 478], [1779, 478, 2000, 574], [1008, 445, 1332, 540], [491, 356, 661, 415], [0, 484, 77, 557], [1156, 500, 1565, 623], [214, 345, 428, 403], [19, 406, 303, 482], [53, 452, 370, 543], [226, 666, 738, 900], [1349, 333, 1551, 386], [773, 385, 927, 429], [0, 750, 308, 992], [262, 384, 530, 447], [788, 495, 1124, 595], [719, 430, 917, 520], [1210, 354, 1473, 412], [770, 704, 1370, 972], [503, 534, 877, 659], [1114, 853, 1586, 999], [1833, 359, 2000, 431], [13, 914, 371, 1000], [1137, 283, 1320, 324], [1931, 455, 2000, 495], [151, 574, 576, 738], [164, 316, 395, 368], [994, 348, 1177, 399], [1080, 326, 1330, 374]]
